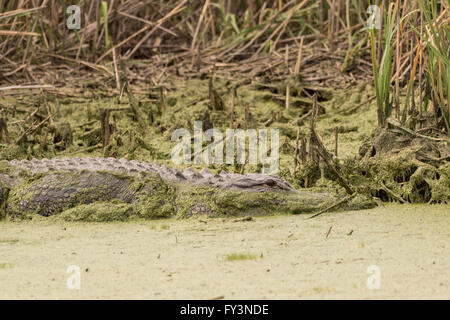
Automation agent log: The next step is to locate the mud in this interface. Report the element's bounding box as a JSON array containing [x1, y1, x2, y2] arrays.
[[0, 204, 448, 299], [0, 77, 448, 219]]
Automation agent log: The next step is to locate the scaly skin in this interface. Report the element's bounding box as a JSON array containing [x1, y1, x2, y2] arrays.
[[0, 158, 375, 221]]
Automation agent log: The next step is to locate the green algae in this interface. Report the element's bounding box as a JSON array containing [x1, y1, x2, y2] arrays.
[[174, 184, 375, 218], [173, 186, 325, 218], [3, 168, 178, 220], [0, 77, 448, 222], [225, 253, 258, 261], [341, 156, 450, 204], [58, 201, 134, 222], [132, 175, 177, 219], [0, 78, 376, 175]]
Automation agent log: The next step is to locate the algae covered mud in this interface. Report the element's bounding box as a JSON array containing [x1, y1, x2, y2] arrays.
[[0, 77, 448, 221], [1, 204, 449, 299]]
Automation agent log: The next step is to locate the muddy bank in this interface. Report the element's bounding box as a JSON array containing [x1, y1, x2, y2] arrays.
[[0, 78, 448, 213]]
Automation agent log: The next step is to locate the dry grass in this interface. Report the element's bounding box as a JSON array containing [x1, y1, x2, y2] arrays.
[[0, 1, 447, 136]]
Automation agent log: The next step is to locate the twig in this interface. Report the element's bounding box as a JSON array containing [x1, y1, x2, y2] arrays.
[[310, 95, 353, 195], [334, 127, 338, 157], [340, 95, 376, 115], [120, 60, 148, 133], [45, 53, 114, 77], [380, 181, 406, 203], [0, 85, 54, 91], [229, 89, 235, 129], [285, 85, 290, 110], [294, 37, 304, 76], [387, 118, 449, 143], [308, 193, 357, 219], [291, 127, 300, 179], [325, 226, 333, 238]]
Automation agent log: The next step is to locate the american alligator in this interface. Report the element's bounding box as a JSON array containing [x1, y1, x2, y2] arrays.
[[0, 157, 374, 221]]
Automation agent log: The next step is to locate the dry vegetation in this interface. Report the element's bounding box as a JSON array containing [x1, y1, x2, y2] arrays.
[[0, 1, 449, 204], [1, 0, 447, 130]]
